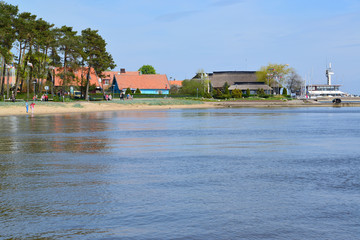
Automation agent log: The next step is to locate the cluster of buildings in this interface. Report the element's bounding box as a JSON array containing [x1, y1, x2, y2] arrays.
[[46, 68, 282, 96], [48, 67, 172, 95], [1, 62, 346, 99]]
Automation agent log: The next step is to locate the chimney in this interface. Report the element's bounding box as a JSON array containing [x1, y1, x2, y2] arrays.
[[120, 68, 126, 74]]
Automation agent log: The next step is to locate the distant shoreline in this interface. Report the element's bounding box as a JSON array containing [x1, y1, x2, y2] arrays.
[[1, 99, 360, 117], [211, 99, 360, 108]]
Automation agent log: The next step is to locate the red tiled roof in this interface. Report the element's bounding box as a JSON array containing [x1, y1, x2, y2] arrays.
[[114, 73, 169, 90], [101, 71, 140, 80], [53, 67, 101, 87], [169, 80, 183, 87]]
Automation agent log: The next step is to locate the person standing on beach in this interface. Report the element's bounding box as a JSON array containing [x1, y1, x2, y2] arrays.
[[25, 100, 29, 113], [30, 102, 35, 114]]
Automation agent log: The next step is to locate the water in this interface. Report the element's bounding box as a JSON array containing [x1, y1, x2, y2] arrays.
[[1, 107, 360, 239]]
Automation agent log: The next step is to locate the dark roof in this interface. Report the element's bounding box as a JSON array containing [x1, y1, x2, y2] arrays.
[[211, 71, 256, 74], [208, 71, 261, 88], [229, 83, 272, 91]]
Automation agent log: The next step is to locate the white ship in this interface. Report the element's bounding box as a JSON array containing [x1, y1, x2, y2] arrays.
[[306, 63, 346, 99]]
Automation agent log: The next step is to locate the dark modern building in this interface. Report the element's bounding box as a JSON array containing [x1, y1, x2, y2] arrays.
[[208, 71, 273, 95]]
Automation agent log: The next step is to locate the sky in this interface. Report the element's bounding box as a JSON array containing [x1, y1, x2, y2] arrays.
[[6, 0, 360, 94]]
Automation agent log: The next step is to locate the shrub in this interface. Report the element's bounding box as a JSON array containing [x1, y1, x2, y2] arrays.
[[222, 94, 231, 99], [223, 82, 230, 95], [212, 89, 223, 99], [135, 88, 141, 94], [180, 79, 206, 97], [52, 96, 61, 102], [203, 92, 212, 98], [282, 88, 288, 96], [257, 88, 265, 96], [125, 87, 132, 95], [243, 88, 250, 98], [231, 89, 242, 98]]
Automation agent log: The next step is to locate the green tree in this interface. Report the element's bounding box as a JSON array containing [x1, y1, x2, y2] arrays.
[[125, 87, 131, 95], [30, 18, 55, 96], [58, 26, 79, 92], [0, 1, 18, 97], [180, 79, 206, 97], [135, 88, 141, 94], [80, 28, 116, 100], [256, 63, 292, 89], [138, 65, 156, 74], [282, 88, 288, 96], [13, 12, 37, 96], [223, 82, 230, 95], [231, 89, 242, 98], [245, 88, 250, 97], [212, 88, 223, 99], [47, 28, 61, 97], [257, 88, 265, 96]]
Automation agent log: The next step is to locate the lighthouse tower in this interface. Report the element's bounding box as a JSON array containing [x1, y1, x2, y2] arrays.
[[326, 63, 334, 85]]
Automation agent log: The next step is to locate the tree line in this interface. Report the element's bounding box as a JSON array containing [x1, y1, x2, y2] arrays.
[[0, 1, 116, 100]]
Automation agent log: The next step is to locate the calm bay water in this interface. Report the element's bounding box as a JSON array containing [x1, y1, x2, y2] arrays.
[[1, 107, 360, 239]]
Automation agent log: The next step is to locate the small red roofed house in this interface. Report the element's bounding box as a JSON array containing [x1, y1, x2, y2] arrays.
[[107, 68, 170, 95], [169, 80, 183, 87], [52, 67, 102, 92]]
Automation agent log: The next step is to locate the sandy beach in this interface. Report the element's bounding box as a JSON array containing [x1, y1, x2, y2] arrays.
[[0, 99, 214, 117], [1, 98, 359, 117]]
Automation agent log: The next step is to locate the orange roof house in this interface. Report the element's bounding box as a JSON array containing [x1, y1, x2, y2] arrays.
[[169, 80, 183, 87], [52, 67, 102, 89], [101, 68, 140, 90], [108, 68, 170, 95]]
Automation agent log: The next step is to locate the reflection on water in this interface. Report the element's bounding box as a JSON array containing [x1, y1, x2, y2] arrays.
[[1, 108, 360, 239]]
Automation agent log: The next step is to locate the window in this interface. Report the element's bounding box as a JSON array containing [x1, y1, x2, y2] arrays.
[[102, 79, 110, 85]]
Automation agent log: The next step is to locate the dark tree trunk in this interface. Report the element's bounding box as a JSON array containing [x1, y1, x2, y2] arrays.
[[85, 66, 91, 100], [14, 42, 23, 97], [1, 62, 7, 98]]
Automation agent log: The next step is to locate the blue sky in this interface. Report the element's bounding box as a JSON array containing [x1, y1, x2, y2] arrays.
[[7, 0, 360, 94]]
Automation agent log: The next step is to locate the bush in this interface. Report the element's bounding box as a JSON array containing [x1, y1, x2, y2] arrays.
[[52, 96, 61, 102], [223, 82, 230, 95], [203, 92, 212, 98], [212, 89, 223, 99], [282, 88, 288, 96], [180, 79, 209, 97], [222, 94, 231, 99], [169, 85, 180, 95], [243, 88, 251, 98], [52, 95, 71, 102], [257, 88, 265, 96], [125, 88, 132, 95], [231, 89, 242, 98], [135, 88, 141, 94]]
